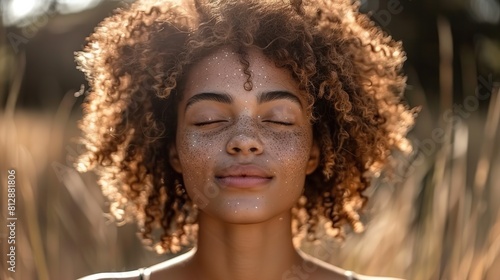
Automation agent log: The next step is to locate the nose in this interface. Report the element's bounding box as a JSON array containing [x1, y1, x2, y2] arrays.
[[226, 133, 264, 155]]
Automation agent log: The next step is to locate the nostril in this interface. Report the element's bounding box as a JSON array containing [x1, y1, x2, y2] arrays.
[[229, 146, 260, 154], [227, 134, 263, 155]]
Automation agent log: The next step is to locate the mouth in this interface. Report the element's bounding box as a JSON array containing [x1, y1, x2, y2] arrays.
[[215, 165, 273, 189], [216, 176, 273, 188]]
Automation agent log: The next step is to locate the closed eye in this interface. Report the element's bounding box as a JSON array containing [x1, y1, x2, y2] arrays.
[[263, 120, 293, 126], [194, 120, 228, 126]]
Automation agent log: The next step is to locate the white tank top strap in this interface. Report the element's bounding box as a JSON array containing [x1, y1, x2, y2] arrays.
[[138, 267, 152, 280]]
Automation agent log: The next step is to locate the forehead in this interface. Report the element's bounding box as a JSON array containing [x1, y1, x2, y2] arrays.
[[182, 47, 302, 98]]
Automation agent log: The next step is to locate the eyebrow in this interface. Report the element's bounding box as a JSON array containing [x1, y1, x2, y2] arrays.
[[257, 90, 302, 107], [185, 92, 233, 112], [184, 90, 302, 112]]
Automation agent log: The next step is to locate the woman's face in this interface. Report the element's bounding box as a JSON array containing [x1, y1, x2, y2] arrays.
[[169, 47, 319, 224]]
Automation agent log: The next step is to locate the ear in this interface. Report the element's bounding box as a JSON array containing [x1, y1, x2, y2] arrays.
[[306, 140, 320, 175], [168, 144, 183, 173]]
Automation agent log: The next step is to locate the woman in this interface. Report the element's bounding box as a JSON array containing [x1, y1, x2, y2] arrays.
[[76, 0, 415, 279]]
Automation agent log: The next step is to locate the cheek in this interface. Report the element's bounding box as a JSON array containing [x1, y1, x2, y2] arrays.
[[176, 126, 234, 198], [262, 128, 313, 210], [267, 128, 312, 160], [263, 127, 313, 180], [176, 131, 215, 184]]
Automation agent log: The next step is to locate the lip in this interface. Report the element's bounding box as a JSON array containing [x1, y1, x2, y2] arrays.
[[215, 164, 273, 189]]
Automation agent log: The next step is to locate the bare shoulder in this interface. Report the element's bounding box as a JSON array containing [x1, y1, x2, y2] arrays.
[[77, 268, 146, 280], [351, 273, 405, 280], [297, 251, 405, 280], [147, 249, 195, 280], [295, 250, 349, 280], [77, 250, 196, 280], [313, 264, 405, 280]]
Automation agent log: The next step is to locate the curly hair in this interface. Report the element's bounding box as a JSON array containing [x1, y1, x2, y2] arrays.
[[75, 0, 416, 254]]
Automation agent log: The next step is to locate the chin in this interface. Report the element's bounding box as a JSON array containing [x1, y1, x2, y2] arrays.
[[204, 198, 294, 225], [190, 183, 303, 224], [222, 210, 276, 224]]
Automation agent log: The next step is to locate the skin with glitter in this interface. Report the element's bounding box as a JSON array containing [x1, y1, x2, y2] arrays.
[[170, 47, 319, 224]]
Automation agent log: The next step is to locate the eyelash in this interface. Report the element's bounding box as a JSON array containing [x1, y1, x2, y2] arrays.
[[263, 120, 293, 126], [194, 120, 227, 126]]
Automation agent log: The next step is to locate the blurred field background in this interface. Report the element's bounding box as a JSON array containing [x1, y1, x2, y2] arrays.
[[0, 0, 499, 279]]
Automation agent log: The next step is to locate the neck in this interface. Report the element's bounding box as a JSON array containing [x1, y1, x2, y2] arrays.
[[191, 212, 302, 280]]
